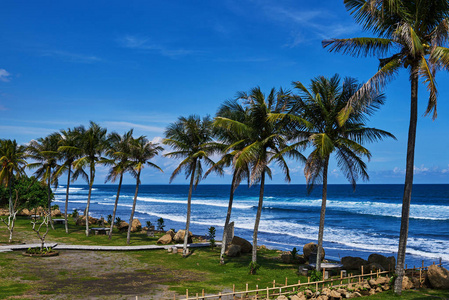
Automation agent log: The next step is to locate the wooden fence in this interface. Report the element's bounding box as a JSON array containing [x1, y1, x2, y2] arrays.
[[169, 259, 444, 300], [175, 269, 391, 300]]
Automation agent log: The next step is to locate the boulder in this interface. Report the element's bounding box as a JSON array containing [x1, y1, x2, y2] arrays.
[[329, 290, 341, 299], [18, 208, 32, 216], [0, 208, 9, 216], [130, 218, 142, 232], [367, 254, 395, 271], [157, 233, 173, 245], [166, 229, 175, 238], [353, 292, 362, 298], [276, 296, 289, 300], [304, 290, 313, 298], [291, 294, 306, 300], [280, 251, 292, 263], [303, 242, 325, 261], [76, 216, 98, 226], [427, 264, 449, 289], [402, 276, 414, 290], [341, 256, 368, 271], [231, 236, 252, 253], [173, 230, 193, 243], [51, 209, 62, 217], [225, 244, 241, 257], [365, 262, 385, 272], [117, 221, 129, 232], [368, 276, 389, 287]]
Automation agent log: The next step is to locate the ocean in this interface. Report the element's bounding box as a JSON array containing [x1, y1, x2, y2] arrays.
[[53, 184, 449, 267]]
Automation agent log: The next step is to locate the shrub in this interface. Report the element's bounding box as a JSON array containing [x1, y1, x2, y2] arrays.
[[291, 247, 298, 259], [72, 209, 79, 218], [115, 217, 122, 226], [310, 270, 322, 282], [249, 261, 260, 275], [107, 214, 112, 225], [157, 217, 165, 230], [207, 226, 216, 248]]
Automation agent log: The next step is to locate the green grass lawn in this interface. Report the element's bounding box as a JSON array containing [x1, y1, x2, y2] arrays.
[[0, 216, 167, 246], [1, 216, 448, 299]]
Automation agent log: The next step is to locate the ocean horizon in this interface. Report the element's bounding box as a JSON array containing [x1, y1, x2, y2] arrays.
[[53, 183, 449, 268]]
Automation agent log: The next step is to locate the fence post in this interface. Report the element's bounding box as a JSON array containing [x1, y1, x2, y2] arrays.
[[233, 284, 235, 300], [266, 287, 269, 300], [219, 292, 222, 300], [256, 285, 258, 299], [285, 277, 288, 287], [202, 289, 204, 299], [246, 283, 248, 298], [186, 289, 188, 300], [273, 280, 275, 288], [196, 293, 198, 300]]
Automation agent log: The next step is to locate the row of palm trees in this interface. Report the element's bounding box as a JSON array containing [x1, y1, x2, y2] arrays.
[[1, 75, 392, 266], [0, 123, 163, 244]]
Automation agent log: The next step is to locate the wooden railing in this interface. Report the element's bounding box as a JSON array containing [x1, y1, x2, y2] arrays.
[[164, 259, 443, 300], [176, 269, 392, 300]]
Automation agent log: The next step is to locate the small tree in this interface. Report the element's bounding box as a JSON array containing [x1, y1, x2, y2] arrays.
[[207, 226, 216, 248], [0, 190, 20, 243], [157, 217, 165, 231], [31, 211, 50, 251]]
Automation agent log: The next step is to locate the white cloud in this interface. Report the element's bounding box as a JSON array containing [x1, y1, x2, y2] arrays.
[[41, 50, 101, 63], [0, 69, 11, 82], [413, 165, 429, 174], [117, 35, 199, 58], [103, 121, 165, 134]]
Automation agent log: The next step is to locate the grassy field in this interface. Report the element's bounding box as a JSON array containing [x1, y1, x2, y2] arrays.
[[1, 216, 448, 299]]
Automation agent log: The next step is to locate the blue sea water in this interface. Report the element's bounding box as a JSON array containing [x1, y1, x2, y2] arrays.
[[53, 184, 449, 267]]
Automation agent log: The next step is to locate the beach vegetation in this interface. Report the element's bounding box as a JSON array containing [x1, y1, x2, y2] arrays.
[[0, 139, 27, 242], [54, 126, 85, 233], [208, 99, 251, 264], [125, 136, 163, 244], [73, 122, 107, 236], [103, 129, 135, 239], [163, 115, 217, 257], [157, 217, 165, 230], [215, 87, 305, 268], [207, 226, 216, 248], [323, 0, 449, 293], [27, 133, 62, 230], [290, 75, 395, 271]]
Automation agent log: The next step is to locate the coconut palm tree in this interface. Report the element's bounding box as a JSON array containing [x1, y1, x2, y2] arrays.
[[126, 136, 163, 244], [214, 87, 304, 269], [104, 129, 134, 240], [27, 133, 62, 229], [54, 126, 86, 233], [74, 122, 107, 236], [163, 115, 216, 256], [0, 139, 27, 242], [322, 0, 449, 292], [292, 75, 395, 271], [206, 100, 251, 264]]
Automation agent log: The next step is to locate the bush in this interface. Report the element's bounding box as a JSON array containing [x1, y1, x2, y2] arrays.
[[146, 220, 153, 228], [207, 226, 216, 248], [115, 217, 122, 226], [72, 209, 79, 218], [309, 270, 322, 282], [249, 261, 260, 275], [107, 214, 112, 225], [291, 247, 298, 259], [0, 176, 51, 209], [157, 217, 165, 230], [51, 204, 59, 210]]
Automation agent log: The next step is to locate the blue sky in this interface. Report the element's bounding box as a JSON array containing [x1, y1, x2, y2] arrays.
[[1, 0, 448, 185]]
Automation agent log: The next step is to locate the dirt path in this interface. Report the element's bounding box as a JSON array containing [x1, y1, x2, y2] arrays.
[[3, 250, 199, 299]]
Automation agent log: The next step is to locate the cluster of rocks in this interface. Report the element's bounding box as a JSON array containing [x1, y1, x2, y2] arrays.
[[157, 229, 193, 244], [276, 276, 392, 300], [341, 254, 396, 272], [18, 207, 62, 217], [224, 236, 253, 256]]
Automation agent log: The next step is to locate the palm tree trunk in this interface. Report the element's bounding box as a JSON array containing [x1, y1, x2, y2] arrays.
[[220, 170, 237, 264], [252, 170, 265, 265], [183, 160, 197, 257], [47, 168, 55, 230], [316, 157, 329, 272], [394, 65, 419, 295], [109, 173, 123, 240], [64, 165, 72, 234], [85, 165, 94, 236], [127, 170, 141, 244]]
